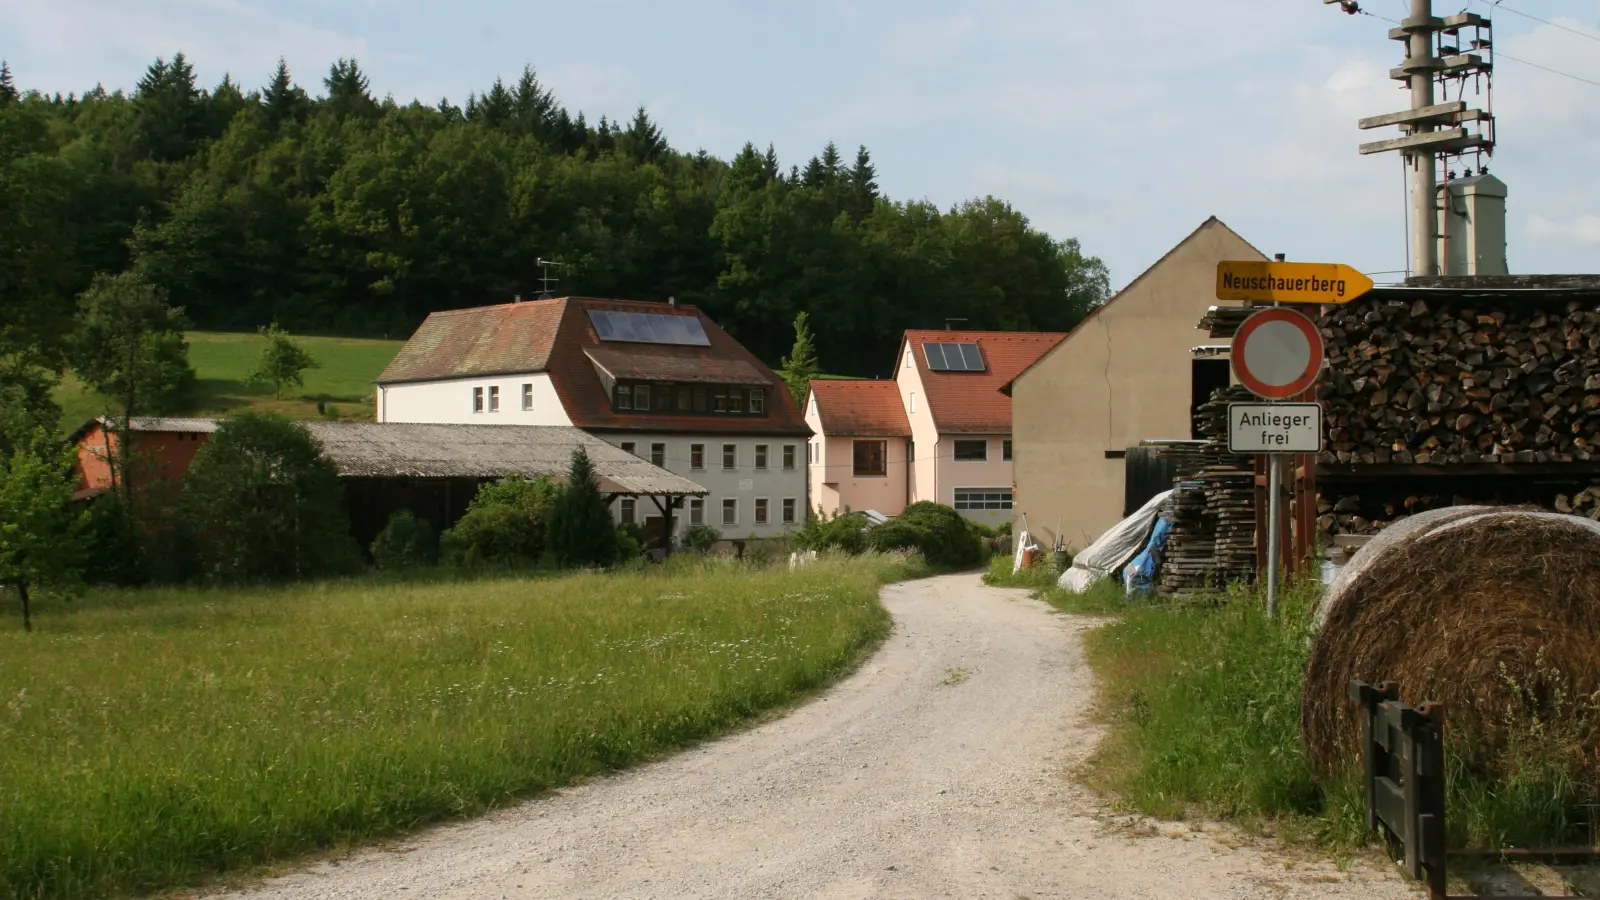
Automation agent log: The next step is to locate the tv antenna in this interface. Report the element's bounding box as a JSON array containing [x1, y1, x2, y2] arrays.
[[535, 258, 564, 299]]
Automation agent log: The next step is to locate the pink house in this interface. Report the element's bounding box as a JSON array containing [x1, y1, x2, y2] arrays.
[[805, 330, 1065, 527]]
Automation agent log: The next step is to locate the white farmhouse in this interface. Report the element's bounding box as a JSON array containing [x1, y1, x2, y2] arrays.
[[375, 296, 811, 544]]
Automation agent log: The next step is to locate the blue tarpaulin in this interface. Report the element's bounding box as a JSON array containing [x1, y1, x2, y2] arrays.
[[1122, 513, 1173, 600]]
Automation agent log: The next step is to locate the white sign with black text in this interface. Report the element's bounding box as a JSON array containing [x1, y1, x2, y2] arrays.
[[1227, 402, 1323, 454]]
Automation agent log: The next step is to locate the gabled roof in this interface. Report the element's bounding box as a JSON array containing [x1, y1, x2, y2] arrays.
[[1004, 217, 1266, 393], [379, 296, 811, 437], [807, 380, 911, 437], [902, 330, 1066, 434]]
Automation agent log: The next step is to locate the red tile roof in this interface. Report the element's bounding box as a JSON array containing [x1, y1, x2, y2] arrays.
[[380, 297, 809, 437], [808, 380, 911, 437], [904, 330, 1066, 434]]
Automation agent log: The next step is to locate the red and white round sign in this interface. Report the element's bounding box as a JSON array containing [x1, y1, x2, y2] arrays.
[[1231, 308, 1324, 400]]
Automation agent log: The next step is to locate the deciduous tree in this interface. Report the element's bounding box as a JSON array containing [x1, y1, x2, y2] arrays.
[[0, 427, 88, 631], [249, 322, 317, 399]]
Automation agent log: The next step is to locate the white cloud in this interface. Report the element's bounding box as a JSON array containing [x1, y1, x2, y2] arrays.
[[1527, 214, 1600, 245]]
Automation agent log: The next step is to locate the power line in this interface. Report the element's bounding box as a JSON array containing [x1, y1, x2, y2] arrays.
[[1491, 3, 1600, 45], [1496, 51, 1600, 86]]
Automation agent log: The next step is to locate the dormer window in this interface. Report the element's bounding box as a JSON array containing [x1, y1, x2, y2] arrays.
[[610, 380, 771, 417]]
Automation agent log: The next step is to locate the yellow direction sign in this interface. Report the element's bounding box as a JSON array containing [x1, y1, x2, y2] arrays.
[[1215, 261, 1374, 305]]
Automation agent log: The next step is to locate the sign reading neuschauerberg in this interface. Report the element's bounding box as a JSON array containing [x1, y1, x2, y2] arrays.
[[1227, 402, 1324, 454], [1215, 261, 1374, 305]]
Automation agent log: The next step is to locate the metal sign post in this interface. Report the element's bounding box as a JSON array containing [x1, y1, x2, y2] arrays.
[[1227, 307, 1327, 618]]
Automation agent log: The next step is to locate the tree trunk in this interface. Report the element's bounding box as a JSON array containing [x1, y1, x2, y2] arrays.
[[19, 582, 31, 633]]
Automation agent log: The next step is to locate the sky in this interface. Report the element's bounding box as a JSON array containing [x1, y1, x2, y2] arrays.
[[3, 0, 1597, 290]]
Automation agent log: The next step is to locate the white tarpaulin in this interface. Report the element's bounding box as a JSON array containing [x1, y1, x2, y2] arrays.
[[1058, 490, 1174, 593]]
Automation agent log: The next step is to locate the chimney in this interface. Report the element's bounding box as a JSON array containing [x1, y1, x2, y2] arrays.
[[513, 294, 522, 303], [667, 296, 677, 308], [1273, 253, 1286, 263], [1438, 173, 1508, 276]]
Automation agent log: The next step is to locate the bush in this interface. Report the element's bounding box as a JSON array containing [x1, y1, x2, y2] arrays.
[[615, 522, 649, 561], [370, 510, 439, 570], [792, 507, 869, 555], [867, 501, 983, 569], [439, 475, 561, 567], [547, 448, 617, 569], [681, 523, 721, 554], [179, 412, 359, 583]]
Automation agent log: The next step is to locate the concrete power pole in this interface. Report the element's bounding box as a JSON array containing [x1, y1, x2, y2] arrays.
[[1403, 0, 1438, 278], [1334, 0, 1496, 278]]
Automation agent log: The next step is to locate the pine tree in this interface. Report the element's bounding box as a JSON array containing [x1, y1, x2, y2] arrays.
[[476, 77, 513, 127], [820, 141, 843, 183], [511, 65, 556, 137], [762, 144, 780, 181], [323, 58, 376, 119], [801, 155, 826, 188], [548, 447, 618, 568], [262, 58, 307, 127], [622, 106, 667, 164], [849, 145, 879, 216], [0, 61, 17, 106], [779, 311, 820, 404], [134, 52, 203, 161]]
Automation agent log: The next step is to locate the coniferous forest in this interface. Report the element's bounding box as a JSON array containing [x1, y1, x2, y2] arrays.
[[0, 54, 1109, 404]]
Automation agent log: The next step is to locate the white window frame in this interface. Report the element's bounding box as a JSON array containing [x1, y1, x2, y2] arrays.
[[781, 497, 797, 525], [472, 387, 484, 413], [615, 385, 632, 411], [651, 442, 666, 467], [721, 497, 738, 526], [953, 487, 1013, 511], [689, 497, 704, 525], [690, 443, 705, 470], [750, 389, 765, 414], [908, 391, 916, 414], [722, 443, 737, 470], [783, 444, 796, 470], [754, 497, 769, 526], [953, 439, 988, 462], [755, 444, 769, 470], [522, 382, 534, 411], [632, 383, 650, 411], [619, 497, 636, 524], [487, 385, 500, 413]]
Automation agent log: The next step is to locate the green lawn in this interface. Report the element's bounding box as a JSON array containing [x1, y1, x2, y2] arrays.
[[53, 331, 404, 430], [0, 554, 916, 900]]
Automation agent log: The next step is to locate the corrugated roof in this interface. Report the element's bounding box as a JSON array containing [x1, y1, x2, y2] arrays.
[[101, 416, 220, 433], [303, 422, 707, 495], [904, 330, 1066, 434], [807, 380, 911, 437]]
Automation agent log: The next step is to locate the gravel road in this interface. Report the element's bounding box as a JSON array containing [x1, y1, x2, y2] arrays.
[[219, 573, 1413, 900]]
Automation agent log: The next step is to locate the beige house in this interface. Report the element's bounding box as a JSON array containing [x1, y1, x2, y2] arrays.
[[807, 330, 1065, 527], [1009, 217, 1265, 550]]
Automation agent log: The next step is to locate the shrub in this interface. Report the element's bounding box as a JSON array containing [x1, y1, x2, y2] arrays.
[[681, 523, 721, 554], [370, 510, 439, 570], [615, 522, 649, 561], [547, 447, 617, 569], [868, 501, 983, 569], [793, 507, 869, 555], [439, 475, 560, 567], [179, 412, 359, 583]]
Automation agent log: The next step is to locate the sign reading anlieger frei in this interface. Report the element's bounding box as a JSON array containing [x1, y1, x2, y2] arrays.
[[1215, 261, 1374, 305], [1227, 403, 1323, 454]]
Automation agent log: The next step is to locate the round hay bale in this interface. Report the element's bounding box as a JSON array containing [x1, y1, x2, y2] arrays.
[[1301, 509, 1600, 777], [1311, 505, 1494, 632]]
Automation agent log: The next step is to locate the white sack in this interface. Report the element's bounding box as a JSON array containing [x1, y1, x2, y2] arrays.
[[1057, 489, 1174, 593]]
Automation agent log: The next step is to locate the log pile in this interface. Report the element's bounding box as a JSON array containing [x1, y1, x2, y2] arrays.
[[1156, 387, 1257, 594], [1318, 297, 1600, 465], [1317, 485, 1600, 538]]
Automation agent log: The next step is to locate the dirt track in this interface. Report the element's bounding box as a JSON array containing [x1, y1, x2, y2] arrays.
[[218, 573, 1411, 899]]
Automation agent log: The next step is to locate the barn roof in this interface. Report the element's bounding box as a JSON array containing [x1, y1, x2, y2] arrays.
[[806, 380, 911, 437]]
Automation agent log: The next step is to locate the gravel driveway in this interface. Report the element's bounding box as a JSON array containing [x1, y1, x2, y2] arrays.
[[219, 573, 1412, 900]]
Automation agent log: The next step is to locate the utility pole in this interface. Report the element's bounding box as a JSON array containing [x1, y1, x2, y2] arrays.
[[1330, 0, 1495, 278]]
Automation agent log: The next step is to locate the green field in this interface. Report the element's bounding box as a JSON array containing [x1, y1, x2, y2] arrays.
[[0, 554, 912, 900], [53, 331, 405, 430]]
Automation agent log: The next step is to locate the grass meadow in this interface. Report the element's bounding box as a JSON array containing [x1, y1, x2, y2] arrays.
[[53, 331, 404, 428], [0, 553, 916, 899], [1063, 579, 1600, 853]]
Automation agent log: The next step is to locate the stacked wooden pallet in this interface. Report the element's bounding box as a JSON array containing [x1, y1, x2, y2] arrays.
[[1155, 387, 1258, 594]]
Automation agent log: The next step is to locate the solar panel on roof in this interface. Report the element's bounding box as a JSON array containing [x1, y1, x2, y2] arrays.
[[923, 342, 986, 371], [588, 310, 711, 346]]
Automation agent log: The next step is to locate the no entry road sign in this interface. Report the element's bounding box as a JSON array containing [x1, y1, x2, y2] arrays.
[[1215, 261, 1374, 305], [1228, 402, 1323, 454], [1231, 307, 1324, 400]]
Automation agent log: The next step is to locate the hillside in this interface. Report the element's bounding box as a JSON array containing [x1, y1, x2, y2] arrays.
[[54, 331, 403, 429]]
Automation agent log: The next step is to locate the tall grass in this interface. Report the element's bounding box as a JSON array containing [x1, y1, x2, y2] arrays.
[[981, 554, 1061, 590], [1074, 582, 1600, 852], [0, 554, 914, 899]]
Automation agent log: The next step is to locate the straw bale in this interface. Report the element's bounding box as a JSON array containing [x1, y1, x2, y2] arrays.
[[1302, 509, 1600, 777]]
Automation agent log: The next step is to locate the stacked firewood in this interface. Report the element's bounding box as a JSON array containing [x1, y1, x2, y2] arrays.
[[1318, 297, 1600, 465], [1317, 486, 1600, 537]]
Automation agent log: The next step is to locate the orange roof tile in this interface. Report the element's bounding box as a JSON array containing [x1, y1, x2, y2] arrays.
[[808, 380, 911, 437], [903, 330, 1066, 434]]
